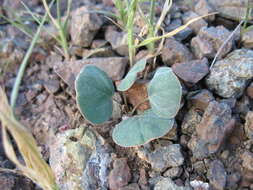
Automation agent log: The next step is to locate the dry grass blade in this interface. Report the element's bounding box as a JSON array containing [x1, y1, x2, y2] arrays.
[[0, 87, 58, 190], [136, 12, 218, 48]]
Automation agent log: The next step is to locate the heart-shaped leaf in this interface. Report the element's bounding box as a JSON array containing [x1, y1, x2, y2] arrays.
[[75, 65, 115, 124], [148, 67, 182, 118], [112, 109, 174, 147], [117, 58, 147, 91]]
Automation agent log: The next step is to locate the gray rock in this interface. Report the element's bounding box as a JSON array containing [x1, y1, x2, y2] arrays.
[[208, 160, 227, 190], [70, 6, 103, 47], [206, 49, 253, 98], [54, 57, 128, 90], [207, 0, 253, 21], [194, 0, 215, 21], [162, 38, 193, 66], [172, 58, 209, 84], [191, 26, 233, 59], [49, 126, 112, 190], [241, 29, 253, 48], [182, 11, 208, 34], [188, 101, 235, 159], [43, 79, 60, 94], [244, 111, 253, 139], [105, 26, 128, 56], [181, 108, 202, 135], [154, 177, 189, 190], [147, 144, 184, 172]]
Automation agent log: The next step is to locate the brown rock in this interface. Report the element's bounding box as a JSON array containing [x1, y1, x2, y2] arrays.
[[187, 89, 214, 111], [172, 58, 209, 84], [194, 0, 215, 21], [208, 160, 227, 190], [242, 29, 253, 48], [191, 26, 233, 59], [109, 158, 131, 190], [161, 38, 193, 66], [182, 11, 208, 34], [105, 26, 128, 56], [124, 81, 150, 112], [54, 57, 128, 90], [196, 101, 235, 154], [241, 151, 253, 187], [70, 6, 103, 47]]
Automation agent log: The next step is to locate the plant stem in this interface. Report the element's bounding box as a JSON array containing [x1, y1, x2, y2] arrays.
[[127, 0, 138, 67], [147, 0, 156, 52], [242, 0, 251, 33], [10, 10, 49, 109]]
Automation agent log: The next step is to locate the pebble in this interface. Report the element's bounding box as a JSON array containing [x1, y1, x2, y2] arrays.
[[208, 160, 227, 190]]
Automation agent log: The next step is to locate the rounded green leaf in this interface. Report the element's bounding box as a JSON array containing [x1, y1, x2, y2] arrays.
[[75, 65, 115, 124], [148, 67, 182, 118], [112, 109, 174, 147], [117, 58, 147, 91]]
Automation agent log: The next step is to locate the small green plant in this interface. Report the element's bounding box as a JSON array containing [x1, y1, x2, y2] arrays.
[[75, 59, 182, 147], [75, 1, 215, 147]]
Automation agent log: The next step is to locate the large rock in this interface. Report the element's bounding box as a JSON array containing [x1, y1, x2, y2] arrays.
[[206, 49, 253, 98], [54, 57, 128, 90], [70, 6, 103, 47], [49, 126, 112, 190], [207, 0, 253, 21]]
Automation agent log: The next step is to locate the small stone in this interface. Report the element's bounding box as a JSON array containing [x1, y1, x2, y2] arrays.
[[162, 38, 193, 66], [44, 79, 60, 94], [172, 58, 209, 84], [208, 160, 226, 190], [190, 180, 209, 190], [194, 0, 215, 21], [246, 82, 253, 99], [181, 108, 202, 135], [36, 93, 48, 105], [242, 151, 253, 172], [192, 160, 207, 175], [109, 158, 131, 190], [148, 144, 184, 172], [119, 183, 140, 190], [112, 93, 122, 120], [187, 89, 214, 111], [244, 112, 253, 139], [196, 101, 235, 154], [182, 11, 208, 34], [54, 57, 128, 90], [70, 6, 103, 47], [241, 29, 253, 48], [163, 167, 182, 178], [206, 49, 253, 98], [154, 177, 187, 190], [105, 26, 128, 56], [191, 26, 233, 59]]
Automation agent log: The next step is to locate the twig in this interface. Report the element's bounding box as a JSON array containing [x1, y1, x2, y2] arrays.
[[210, 20, 243, 69]]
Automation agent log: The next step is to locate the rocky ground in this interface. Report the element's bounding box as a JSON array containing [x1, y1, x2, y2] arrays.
[[1, 0, 253, 190]]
